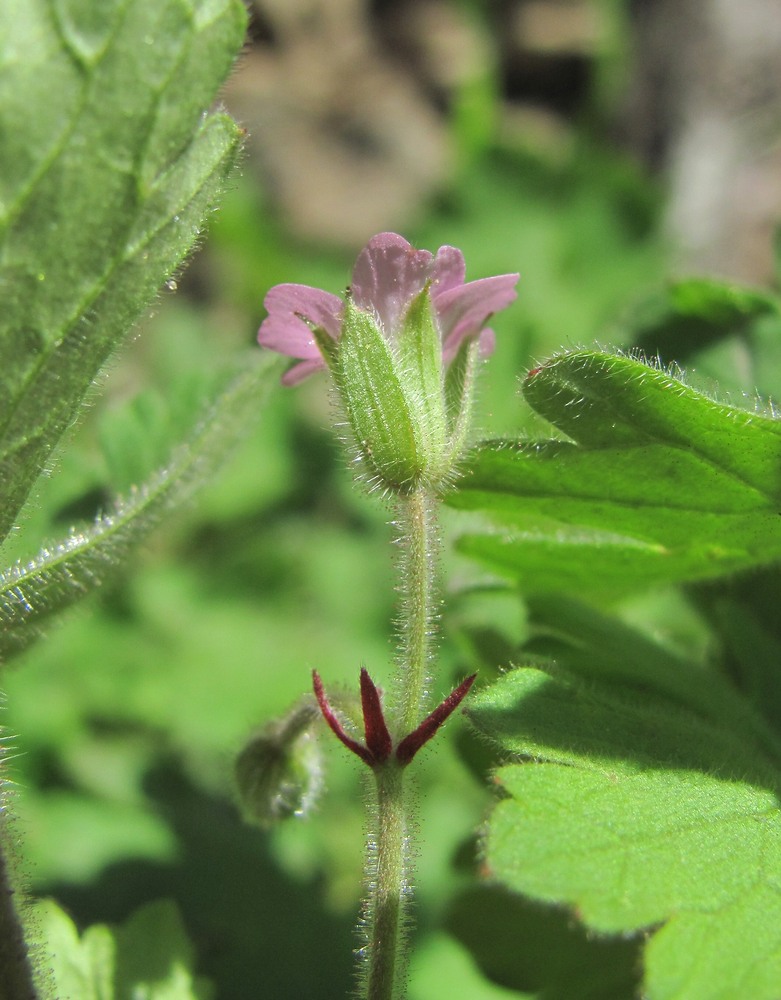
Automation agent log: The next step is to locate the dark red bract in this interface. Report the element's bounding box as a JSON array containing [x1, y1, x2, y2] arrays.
[[312, 668, 477, 768]]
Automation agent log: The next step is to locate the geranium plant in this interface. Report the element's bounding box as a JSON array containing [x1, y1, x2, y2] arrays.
[[252, 232, 518, 999], [4, 3, 781, 1000]]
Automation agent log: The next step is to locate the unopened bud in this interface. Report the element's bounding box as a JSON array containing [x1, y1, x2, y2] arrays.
[[235, 696, 323, 828], [333, 295, 449, 494]]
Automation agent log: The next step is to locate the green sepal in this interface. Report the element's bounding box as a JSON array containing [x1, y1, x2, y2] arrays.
[[311, 324, 339, 372], [444, 336, 472, 430], [396, 287, 447, 464], [444, 336, 481, 465], [334, 298, 426, 493]]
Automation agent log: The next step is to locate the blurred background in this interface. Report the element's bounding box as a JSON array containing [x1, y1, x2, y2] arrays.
[[5, 1, 781, 997]]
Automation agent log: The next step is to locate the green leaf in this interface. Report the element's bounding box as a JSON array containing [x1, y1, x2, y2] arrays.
[[0, 355, 275, 664], [691, 568, 781, 734], [467, 668, 781, 999], [34, 897, 212, 999], [35, 898, 115, 1000], [520, 594, 781, 751], [627, 278, 781, 400], [0, 0, 247, 544], [114, 900, 213, 1000], [631, 277, 777, 344], [21, 790, 175, 885], [449, 350, 781, 594], [408, 932, 534, 1000], [468, 667, 781, 782]]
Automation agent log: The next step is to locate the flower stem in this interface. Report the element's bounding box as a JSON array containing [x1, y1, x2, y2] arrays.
[[394, 488, 439, 735], [360, 489, 440, 999], [0, 832, 38, 1000], [365, 763, 407, 1000]]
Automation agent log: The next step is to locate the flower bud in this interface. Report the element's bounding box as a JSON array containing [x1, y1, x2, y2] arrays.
[[332, 295, 448, 493], [235, 696, 323, 828]]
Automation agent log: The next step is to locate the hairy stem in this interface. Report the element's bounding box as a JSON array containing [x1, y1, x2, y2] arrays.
[[365, 764, 407, 1000], [393, 488, 440, 736], [0, 831, 38, 1000], [360, 488, 440, 999]]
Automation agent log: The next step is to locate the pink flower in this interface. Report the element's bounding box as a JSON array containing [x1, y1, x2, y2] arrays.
[[258, 232, 519, 386]]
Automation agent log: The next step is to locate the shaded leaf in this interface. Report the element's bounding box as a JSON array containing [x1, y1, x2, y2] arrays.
[[630, 277, 777, 351], [467, 667, 780, 783], [408, 932, 534, 1000], [34, 897, 212, 999], [691, 566, 781, 736], [521, 594, 781, 757], [447, 885, 642, 1000], [627, 278, 781, 402]]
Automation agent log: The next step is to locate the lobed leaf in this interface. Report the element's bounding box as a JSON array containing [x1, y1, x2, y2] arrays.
[[450, 350, 781, 593], [0, 0, 247, 544], [467, 667, 781, 999]]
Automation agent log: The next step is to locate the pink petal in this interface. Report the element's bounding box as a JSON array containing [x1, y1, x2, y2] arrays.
[[442, 327, 495, 365], [478, 327, 496, 358], [430, 245, 465, 296], [438, 274, 519, 356], [351, 233, 435, 339], [281, 357, 328, 386], [258, 315, 319, 360], [258, 284, 343, 359]]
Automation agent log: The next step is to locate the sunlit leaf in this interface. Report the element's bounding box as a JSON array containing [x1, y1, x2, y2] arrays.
[[450, 350, 781, 594], [467, 667, 781, 999]]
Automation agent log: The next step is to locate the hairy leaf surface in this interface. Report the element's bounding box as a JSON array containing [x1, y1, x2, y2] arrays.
[[468, 666, 781, 999], [450, 350, 781, 593], [0, 0, 246, 543]]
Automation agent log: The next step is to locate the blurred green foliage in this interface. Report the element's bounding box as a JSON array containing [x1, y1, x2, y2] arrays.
[[33, 898, 212, 999]]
